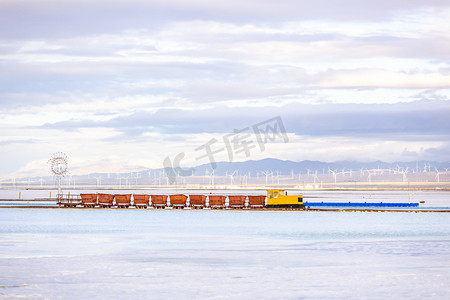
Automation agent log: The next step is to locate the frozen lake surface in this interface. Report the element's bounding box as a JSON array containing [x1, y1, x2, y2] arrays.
[[1, 207, 449, 299]]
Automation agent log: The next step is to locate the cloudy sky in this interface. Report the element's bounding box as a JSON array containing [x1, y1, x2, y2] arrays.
[[1, 0, 449, 178]]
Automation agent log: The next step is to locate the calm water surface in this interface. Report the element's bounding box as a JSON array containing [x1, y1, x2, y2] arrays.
[[0, 207, 449, 299]]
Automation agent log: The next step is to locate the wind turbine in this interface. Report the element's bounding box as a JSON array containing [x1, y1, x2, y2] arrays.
[[313, 170, 319, 184], [243, 172, 249, 186], [120, 175, 130, 187], [229, 170, 238, 186], [162, 169, 171, 185], [262, 170, 272, 186], [366, 169, 372, 183], [135, 172, 139, 186], [328, 168, 337, 184], [209, 169, 215, 186], [94, 176, 102, 188], [401, 167, 409, 183], [435, 167, 441, 183]]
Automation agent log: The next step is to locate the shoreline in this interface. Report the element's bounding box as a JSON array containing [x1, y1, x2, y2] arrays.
[[1, 186, 450, 192], [1, 205, 449, 213]]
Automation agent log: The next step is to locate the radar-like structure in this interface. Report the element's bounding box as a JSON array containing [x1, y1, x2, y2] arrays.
[[48, 152, 69, 198]]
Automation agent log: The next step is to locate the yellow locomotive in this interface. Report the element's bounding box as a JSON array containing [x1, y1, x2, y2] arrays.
[[266, 189, 304, 208]]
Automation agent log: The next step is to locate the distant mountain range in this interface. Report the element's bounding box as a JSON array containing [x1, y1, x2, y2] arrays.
[[7, 158, 449, 182], [86, 158, 449, 178], [185, 158, 449, 176]]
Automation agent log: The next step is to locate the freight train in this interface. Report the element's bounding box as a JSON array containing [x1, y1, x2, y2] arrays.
[[57, 189, 419, 209], [58, 189, 303, 209]]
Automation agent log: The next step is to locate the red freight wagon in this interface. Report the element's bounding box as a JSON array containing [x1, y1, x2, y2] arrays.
[[189, 195, 207, 209], [228, 195, 246, 208], [170, 194, 188, 208], [98, 194, 114, 208], [80, 193, 97, 208], [248, 195, 265, 208], [151, 195, 168, 208], [115, 194, 131, 208], [133, 194, 150, 208], [209, 195, 226, 209]]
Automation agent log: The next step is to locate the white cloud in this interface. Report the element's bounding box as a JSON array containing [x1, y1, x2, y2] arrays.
[[320, 70, 450, 89], [1, 0, 450, 177], [280, 135, 448, 163]]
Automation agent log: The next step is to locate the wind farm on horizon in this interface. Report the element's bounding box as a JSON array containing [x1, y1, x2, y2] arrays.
[[2, 164, 450, 191]]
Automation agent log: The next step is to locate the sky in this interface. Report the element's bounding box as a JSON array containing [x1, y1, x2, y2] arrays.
[[1, 0, 450, 178]]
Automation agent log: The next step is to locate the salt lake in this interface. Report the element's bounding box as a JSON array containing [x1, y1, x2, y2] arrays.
[[0, 190, 449, 299]]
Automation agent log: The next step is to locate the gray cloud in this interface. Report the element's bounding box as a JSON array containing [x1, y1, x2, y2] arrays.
[[421, 142, 450, 162], [38, 100, 450, 142], [0, 139, 40, 147], [1, 0, 449, 39]]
